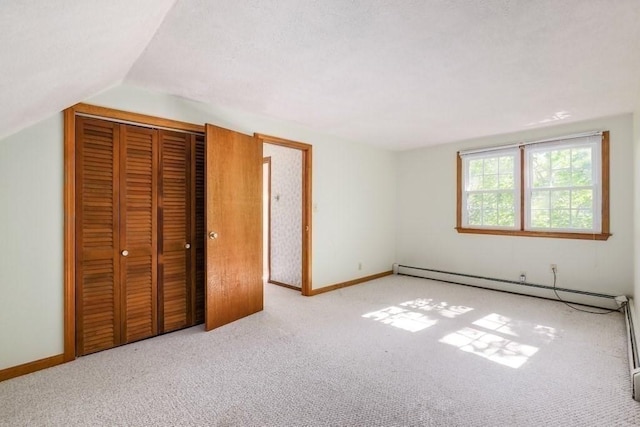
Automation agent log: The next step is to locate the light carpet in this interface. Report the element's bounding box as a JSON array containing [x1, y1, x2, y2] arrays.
[[1, 275, 639, 426]]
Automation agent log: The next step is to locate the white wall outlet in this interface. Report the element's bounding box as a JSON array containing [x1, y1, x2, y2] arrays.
[[519, 273, 526, 283], [551, 264, 557, 272], [358, 262, 362, 271]]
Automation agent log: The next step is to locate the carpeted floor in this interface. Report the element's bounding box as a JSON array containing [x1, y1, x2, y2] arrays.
[[1, 275, 639, 426]]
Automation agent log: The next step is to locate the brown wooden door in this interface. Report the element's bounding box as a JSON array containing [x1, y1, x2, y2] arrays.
[[205, 124, 263, 331], [75, 117, 121, 355], [119, 124, 158, 343], [158, 130, 193, 332]]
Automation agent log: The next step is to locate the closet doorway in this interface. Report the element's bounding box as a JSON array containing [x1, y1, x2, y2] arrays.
[[72, 115, 205, 355], [63, 105, 264, 360], [256, 134, 312, 296]]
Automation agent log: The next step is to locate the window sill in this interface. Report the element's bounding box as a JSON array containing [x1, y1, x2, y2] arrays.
[[455, 227, 611, 241]]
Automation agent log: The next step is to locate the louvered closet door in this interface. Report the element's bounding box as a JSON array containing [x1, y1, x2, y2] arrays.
[[76, 117, 121, 355], [158, 130, 192, 332], [193, 135, 206, 324], [119, 125, 158, 343]]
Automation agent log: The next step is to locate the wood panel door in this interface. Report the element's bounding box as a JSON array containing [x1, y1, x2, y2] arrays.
[[75, 117, 121, 355], [205, 124, 263, 331], [158, 130, 193, 332], [119, 125, 158, 343]]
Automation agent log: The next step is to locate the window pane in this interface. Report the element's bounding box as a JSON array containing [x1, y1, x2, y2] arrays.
[[531, 190, 549, 210], [571, 189, 592, 209], [531, 209, 550, 228], [468, 193, 483, 211], [531, 152, 551, 187], [532, 170, 550, 188], [497, 211, 515, 226], [468, 209, 482, 226], [550, 209, 571, 228], [550, 190, 570, 209], [551, 169, 571, 187], [484, 158, 498, 174], [484, 192, 497, 209], [571, 148, 592, 170], [551, 149, 570, 169], [499, 156, 513, 172], [497, 193, 515, 227], [469, 159, 484, 176], [498, 173, 513, 189], [571, 168, 592, 186], [467, 191, 517, 227], [483, 174, 498, 190], [571, 147, 592, 187], [468, 175, 482, 191], [483, 208, 498, 225], [497, 192, 514, 208], [571, 209, 593, 229]]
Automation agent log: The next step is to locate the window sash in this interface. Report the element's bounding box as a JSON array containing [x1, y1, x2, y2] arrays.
[[524, 139, 601, 233], [461, 149, 520, 230]]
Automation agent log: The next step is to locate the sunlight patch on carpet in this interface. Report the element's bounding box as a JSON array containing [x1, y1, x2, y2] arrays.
[[362, 306, 438, 332], [362, 299, 474, 332], [439, 326, 539, 368], [399, 298, 474, 318], [472, 313, 520, 337], [472, 313, 558, 342]]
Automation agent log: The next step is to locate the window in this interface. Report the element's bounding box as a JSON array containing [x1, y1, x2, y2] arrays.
[[462, 149, 519, 229], [457, 131, 610, 240]]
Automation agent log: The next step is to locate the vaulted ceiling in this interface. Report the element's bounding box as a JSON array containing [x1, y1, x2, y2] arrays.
[[3, 1, 640, 150]]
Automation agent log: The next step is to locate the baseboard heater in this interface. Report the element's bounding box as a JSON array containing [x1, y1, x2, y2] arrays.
[[394, 263, 639, 401], [624, 298, 640, 401]]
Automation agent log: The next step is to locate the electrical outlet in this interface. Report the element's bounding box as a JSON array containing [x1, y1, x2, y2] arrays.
[[519, 273, 526, 283], [551, 264, 557, 272], [358, 262, 362, 271]]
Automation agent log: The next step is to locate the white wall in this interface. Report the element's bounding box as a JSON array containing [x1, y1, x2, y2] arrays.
[[264, 143, 303, 288], [0, 114, 64, 370], [397, 114, 634, 302], [0, 83, 397, 370]]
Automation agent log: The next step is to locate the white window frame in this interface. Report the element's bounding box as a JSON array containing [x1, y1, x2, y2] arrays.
[[461, 148, 520, 230], [524, 138, 601, 233]]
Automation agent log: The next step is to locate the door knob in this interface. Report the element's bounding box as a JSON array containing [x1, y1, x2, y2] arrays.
[[185, 243, 191, 249], [121, 250, 129, 257], [209, 231, 219, 240]]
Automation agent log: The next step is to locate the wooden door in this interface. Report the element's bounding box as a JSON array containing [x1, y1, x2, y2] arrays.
[[75, 117, 121, 355], [158, 130, 193, 332], [119, 124, 158, 343], [205, 124, 263, 331]]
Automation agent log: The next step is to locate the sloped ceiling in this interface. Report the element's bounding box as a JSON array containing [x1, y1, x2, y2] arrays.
[[3, 1, 640, 149], [0, 0, 177, 140]]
